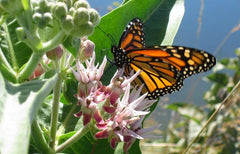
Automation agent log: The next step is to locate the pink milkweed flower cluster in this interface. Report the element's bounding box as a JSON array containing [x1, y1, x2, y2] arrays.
[[70, 42, 160, 152], [70, 52, 107, 125]]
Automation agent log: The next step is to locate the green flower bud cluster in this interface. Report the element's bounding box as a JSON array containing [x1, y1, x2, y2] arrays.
[[32, 0, 53, 28], [52, 0, 100, 37]]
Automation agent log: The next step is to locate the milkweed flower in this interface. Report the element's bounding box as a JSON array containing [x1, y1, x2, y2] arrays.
[[103, 69, 141, 114], [95, 84, 160, 152], [70, 51, 107, 125]]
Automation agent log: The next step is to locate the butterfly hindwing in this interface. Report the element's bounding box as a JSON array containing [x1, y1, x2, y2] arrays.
[[124, 55, 183, 99]]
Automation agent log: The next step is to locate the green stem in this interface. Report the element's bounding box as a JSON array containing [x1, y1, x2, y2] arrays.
[[31, 119, 55, 154], [2, 22, 19, 71], [55, 126, 89, 153], [40, 31, 66, 54], [17, 52, 44, 82], [49, 72, 62, 150], [0, 15, 7, 26]]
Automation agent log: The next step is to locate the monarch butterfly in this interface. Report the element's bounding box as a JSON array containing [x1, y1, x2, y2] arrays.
[[111, 18, 216, 100]]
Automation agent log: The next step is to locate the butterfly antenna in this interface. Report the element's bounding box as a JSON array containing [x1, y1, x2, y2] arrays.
[[96, 26, 116, 45], [107, 56, 115, 64]]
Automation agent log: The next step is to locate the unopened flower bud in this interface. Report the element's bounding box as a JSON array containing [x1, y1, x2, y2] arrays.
[[32, 12, 43, 23], [73, 8, 89, 26], [62, 15, 74, 34], [52, 2, 68, 20], [46, 45, 63, 60], [16, 27, 26, 41], [39, 0, 47, 8], [68, 7, 75, 16], [89, 8, 100, 26], [73, 21, 94, 37], [43, 12, 53, 23], [79, 39, 95, 62], [74, 0, 90, 9], [33, 12, 49, 28], [34, 6, 42, 13]]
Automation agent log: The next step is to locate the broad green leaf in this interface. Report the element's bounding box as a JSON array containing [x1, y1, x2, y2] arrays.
[[0, 73, 58, 154]]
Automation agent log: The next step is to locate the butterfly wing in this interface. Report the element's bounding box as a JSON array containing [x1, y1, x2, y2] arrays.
[[118, 18, 145, 50], [125, 46, 216, 99]]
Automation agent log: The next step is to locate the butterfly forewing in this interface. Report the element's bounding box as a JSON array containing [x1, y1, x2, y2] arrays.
[[119, 18, 145, 50], [127, 46, 216, 79]]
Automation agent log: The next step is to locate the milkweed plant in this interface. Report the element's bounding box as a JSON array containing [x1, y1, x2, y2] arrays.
[[0, 0, 160, 153]]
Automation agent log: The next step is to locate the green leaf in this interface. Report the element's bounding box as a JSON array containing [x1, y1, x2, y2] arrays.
[[145, 0, 185, 46], [207, 72, 229, 86], [0, 73, 58, 154], [63, 36, 81, 58], [63, 78, 78, 104], [89, 0, 184, 83]]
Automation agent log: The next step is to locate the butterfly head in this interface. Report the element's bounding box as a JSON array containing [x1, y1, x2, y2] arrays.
[[111, 45, 128, 68]]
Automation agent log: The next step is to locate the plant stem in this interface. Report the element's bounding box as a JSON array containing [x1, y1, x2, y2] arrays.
[[31, 119, 55, 154], [17, 52, 44, 82], [55, 126, 89, 153], [2, 22, 19, 71], [40, 31, 65, 54], [49, 71, 62, 150]]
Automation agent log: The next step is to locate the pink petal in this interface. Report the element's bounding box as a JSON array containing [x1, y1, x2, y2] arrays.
[[124, 136, 132, 142], [93, 110, 103, 123], [109, 92, 120, 105], [74, 111, 82, 117], [103, 106, 116, 114], [121, 70, 141, 87], [96, 122, 108, 129], [96, 56, 107, 80], [83, 113, 91, 125], [110, 137, 118, 149], [95, 129, 109, 139]]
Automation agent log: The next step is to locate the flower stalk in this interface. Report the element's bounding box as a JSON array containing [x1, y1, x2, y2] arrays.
[[49, 73, 63, 149], [56, 125, 90, 153]]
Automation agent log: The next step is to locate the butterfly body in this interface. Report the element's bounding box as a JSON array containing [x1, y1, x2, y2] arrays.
[[111, 18, 216, 99]]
